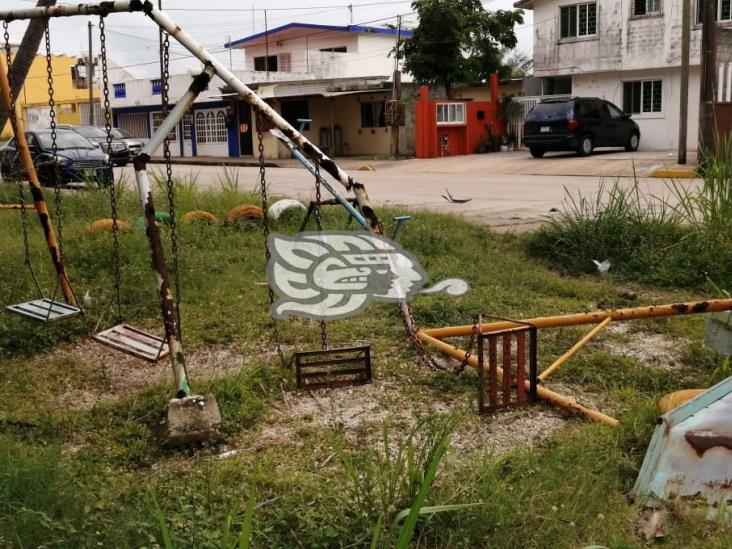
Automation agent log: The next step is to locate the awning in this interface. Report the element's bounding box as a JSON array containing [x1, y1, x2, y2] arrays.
[[322, 89, 390, 97]]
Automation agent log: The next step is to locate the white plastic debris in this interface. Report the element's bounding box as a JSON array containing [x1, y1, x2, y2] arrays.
[[592, 259, 611, 275], [268, 199, 306, 221]]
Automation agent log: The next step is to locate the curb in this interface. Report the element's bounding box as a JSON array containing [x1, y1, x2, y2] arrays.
[[650, 168, 698, 179]]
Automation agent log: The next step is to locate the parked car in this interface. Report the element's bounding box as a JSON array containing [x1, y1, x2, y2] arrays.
[[57, 124, 130, 166], [110, 127, 146, 159], [0, 129, 113, 186], [523, 97, 641, 158]]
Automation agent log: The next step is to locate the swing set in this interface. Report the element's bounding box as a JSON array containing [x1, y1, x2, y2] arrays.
[[3, 2, 732, 443]]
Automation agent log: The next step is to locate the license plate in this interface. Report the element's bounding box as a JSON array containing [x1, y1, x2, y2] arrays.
[[540, 126, 550, 133]]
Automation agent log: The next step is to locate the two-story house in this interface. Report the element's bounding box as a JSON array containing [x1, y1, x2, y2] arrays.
[[109, 22, 412, 159], [515, 0, 732, 150]]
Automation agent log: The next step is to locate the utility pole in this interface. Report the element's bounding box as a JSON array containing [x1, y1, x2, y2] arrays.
[[390, 14, 402, 158], [678, 0, 691, 164], [264, 9, 269, 79], [88, 21, 95, 126], [699, 0, 718, 160], [348, 4, 353, 25], [227, 35, 233, 70]]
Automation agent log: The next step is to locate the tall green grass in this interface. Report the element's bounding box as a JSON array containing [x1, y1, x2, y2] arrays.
[[528, 140, 732, 290]]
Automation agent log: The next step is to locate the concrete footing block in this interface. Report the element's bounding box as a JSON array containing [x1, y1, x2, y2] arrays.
[[160, 394, 221, 446]]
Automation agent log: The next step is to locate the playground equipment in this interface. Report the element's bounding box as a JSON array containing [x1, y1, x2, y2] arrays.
[[0, 29, 81, 322], [419, 298, 732, 426]]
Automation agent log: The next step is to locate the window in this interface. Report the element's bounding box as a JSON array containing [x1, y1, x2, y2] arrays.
[[361, 101, 387, 128], [560, 2, 597, 39], [633, 0, 661, 16], [194, 109, 228, 144], [281, 101, 310, 130], [698, 0, 732, 22], [320, 46, 347, 53], [151, 111, 178, 141], [604, 101, 626, 120], [623, 80, 663, 114], [183, 113, 193, 140], [436, 102, 466, 125], [278, 53, 291, 72], [113, 83, 126, 99], [254, 55, 278, 72], [151, 79, 162, 95]]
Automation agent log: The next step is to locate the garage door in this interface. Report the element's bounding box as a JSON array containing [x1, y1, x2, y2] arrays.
[[118, 113, 149, 139]]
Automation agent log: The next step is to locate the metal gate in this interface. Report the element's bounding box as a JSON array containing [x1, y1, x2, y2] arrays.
[[118, 112, 149, 139], [511, 94, 572, 149]]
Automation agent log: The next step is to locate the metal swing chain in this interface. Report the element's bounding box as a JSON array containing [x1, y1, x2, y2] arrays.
[[256, 114, 287, 367], [4, 22, 43, 297], [313, 164, 328, 350], [457, 314, 480, 374], [401, 302, 446, 371], [99, 16, 123, 319], [44, 21, 63, 252], [160, 30, 184, 339]]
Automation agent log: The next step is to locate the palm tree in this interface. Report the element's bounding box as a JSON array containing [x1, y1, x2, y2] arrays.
[[0, 0, 58, 131]]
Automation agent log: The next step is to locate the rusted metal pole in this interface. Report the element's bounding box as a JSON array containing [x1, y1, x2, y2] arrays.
[[539, 317, 612, 381], [133, 157, 190, 398], [419, 331, 619, 426], [0, 204, 36, 210], [421, 299, 732, 339], [0, 59, 76, 306]]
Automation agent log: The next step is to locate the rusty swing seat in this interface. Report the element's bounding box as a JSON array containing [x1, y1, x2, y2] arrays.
[[294, 345, 372, 389], [94, 323, 169, 362], [6, 298, 82, 323]]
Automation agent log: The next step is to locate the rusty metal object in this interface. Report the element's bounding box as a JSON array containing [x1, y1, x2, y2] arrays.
[[419, 330, 619, 426], [422, 298, 732, 339], [295, 345, 372, 389], [477, 326, 537, 413], [0, 204, 36, 210], [539, 316, 612, 381], [133, 156, 189, 397], [299, 197, 362, 232], [93, 323, 169, 362], [0, 57, 77, 307], [6, 298, 81, 322]]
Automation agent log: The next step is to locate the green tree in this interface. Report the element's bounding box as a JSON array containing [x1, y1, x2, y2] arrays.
[[400, 0, 523, 96]]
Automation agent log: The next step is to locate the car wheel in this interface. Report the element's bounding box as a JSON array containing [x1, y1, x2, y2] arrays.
[[530, 147, 546, 158], [625, 132, 640, 152], [577, 135, 593, 157]]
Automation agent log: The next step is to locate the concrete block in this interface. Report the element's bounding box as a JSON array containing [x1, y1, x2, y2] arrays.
[[160, 394, 221, 446]]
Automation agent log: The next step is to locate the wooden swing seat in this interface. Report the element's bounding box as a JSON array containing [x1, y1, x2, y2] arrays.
[[94, 323, 169, 362], [6, 298, 82, 322]]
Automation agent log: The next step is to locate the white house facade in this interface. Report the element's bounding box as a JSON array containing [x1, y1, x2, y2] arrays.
[[515, 0, 732, 150], [108, 23, 412, 159]]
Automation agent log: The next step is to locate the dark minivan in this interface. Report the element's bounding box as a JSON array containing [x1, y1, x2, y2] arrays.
[[523, 97, 640, 158]]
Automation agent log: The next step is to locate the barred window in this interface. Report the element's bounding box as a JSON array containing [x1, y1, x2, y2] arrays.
[[698, 0, 732, 22], [634, 0, 661, 16], [183, 113, 193, 141], [623, 80, 663, 114], [151, 79, 162, 95], [436, 102, 466, 124], [560, 2, 597, 39], [151, 111, 177, 141], [195, 109, 228, 144], [113, 83, 126, 98]]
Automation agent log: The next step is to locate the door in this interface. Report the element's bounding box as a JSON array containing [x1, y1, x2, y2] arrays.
[[577, 99, 604, 145], [182, 112, 194, 157], [238, 102, 253, 156], [599, 101, 626, 146]]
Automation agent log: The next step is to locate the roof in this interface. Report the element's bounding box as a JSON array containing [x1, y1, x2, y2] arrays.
[[228, 23, 412, 49], [513, 0, 534, 8]]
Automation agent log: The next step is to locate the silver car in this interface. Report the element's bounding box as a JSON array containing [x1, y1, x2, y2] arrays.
[[111, 127, 146, 159]]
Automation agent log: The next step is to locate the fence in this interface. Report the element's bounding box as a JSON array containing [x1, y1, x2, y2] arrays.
[[510, 94, 572, 149]]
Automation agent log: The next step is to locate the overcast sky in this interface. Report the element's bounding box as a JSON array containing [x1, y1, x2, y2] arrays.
[[3, 0, 533, 77]]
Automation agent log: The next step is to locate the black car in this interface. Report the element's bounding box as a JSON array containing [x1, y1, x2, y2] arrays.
[[523, 97, 640, 158], [58, 124, 130, 166], [0, 129, 112, 186]]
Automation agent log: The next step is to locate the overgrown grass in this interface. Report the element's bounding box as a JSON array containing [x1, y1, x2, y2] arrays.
[[527, 138, 732, 291], [0, 169, 730, 547]]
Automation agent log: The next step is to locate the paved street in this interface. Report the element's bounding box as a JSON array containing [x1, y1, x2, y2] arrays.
[[127, 149, 700, 232]]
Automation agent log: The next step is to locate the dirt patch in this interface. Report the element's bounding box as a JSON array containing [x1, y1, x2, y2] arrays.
[[602, 323, 687, 371], [231, 379, 569, 458], [35, 341, 245, 410]]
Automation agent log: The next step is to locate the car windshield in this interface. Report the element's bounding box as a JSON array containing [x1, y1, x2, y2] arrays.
[[111, 128, 133, 139], [526, 101, 574, 122], [38, 132, 97, 150], [72, 126, 107, 138]]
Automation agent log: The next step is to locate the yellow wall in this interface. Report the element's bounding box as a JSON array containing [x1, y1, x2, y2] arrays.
[[2, 54, 99, 139]]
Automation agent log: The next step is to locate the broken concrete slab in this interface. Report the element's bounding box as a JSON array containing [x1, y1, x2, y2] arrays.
[[159, 394, 221, 446]]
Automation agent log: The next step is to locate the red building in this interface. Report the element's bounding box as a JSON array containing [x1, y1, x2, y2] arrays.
[[414, 74, 502, 158]]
